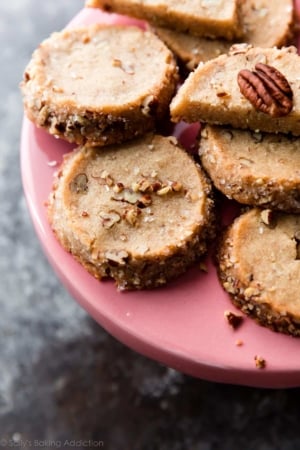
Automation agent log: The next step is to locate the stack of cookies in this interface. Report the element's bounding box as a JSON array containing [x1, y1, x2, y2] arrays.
[[170, 42, 300, 336], [83, 0, 300, 336], [20, 0, 300, 338], [155, 0, 295, 71], [86, 0, 295, 72], [20, 19, 216, 290]]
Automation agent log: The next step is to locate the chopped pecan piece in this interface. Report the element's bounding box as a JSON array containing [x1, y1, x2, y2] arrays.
[[137, 194, 152, 208], [69, 173, 88, 193], [237, 63, 293, 117], [254, 355, 266, 369], [260, 209, 276, 228], [112, 188, 142, 205], [123, 206, 141, 226], [224, 310, 243, 330], [99, 210, 121, 229], [157, 185, 172, 196], [105, 250, 129, 265]]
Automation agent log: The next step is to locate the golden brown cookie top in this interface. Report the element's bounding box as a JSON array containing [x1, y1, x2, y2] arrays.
[[155, 0, 295, 70], [21, 24, 177, 114], [48, 133, 215, 289], [20, 24, 178, 145], [49, 134, 213, 257], [86, 0, 243, 40], [200, 126, 300, 181], [199, 125, 300, 212], [220, 209, 300, 317], [170, 45, 300, 135]]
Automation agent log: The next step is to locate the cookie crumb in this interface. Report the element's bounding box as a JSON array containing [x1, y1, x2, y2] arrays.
[[47, 160, 58, 167], [260, 209, 276, 228], [199, 261, 208, 272], [235, 339, 244, 347], [254, 355, 266, 369], [224, 310, 243, 329]]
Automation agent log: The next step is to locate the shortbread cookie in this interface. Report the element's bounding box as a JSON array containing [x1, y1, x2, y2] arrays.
[[154, 27, 231, 72], [218, 208, 300, 336], [171, 45, 300, 135], [199, 125, 300, 212], [86, 0, 244, 40], [48, 134, 215, 290], [20, 25, 178, 146], [155, 0, 295, 70]]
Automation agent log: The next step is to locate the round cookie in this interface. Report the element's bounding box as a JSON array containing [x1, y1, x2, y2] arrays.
[[199, 125, 300, 212], [218, 208, 300, 336], [20, 24, 178, 146], [48, 134, 215, 290]]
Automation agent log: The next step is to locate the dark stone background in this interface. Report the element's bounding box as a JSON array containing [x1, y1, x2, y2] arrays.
[[1, 1, 300, 449]]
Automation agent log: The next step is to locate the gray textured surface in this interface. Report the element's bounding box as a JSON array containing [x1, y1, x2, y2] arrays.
[[1, 1, 300, 449]]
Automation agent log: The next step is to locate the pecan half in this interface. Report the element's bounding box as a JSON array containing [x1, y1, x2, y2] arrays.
[[237, 63, 293, 117]]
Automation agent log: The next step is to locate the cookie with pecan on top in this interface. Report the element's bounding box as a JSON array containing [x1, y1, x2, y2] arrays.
[[171, 45, 300, 136]]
